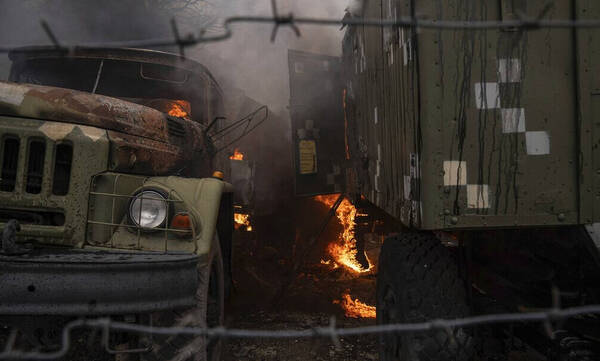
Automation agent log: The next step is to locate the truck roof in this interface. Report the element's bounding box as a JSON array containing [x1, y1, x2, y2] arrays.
[[8, 46, 222, 95]]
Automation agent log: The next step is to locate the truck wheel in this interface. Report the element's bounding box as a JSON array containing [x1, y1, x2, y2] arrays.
[[143, 236, 224, 361], [377, 232, 474, 361], [550, 330, 597, 361]]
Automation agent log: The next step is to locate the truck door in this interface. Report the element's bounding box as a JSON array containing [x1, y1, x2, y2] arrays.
[[288, 50, 346, 196]]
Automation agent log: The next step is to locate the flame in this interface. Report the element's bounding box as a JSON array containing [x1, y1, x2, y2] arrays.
[[314, 194, 373, 273], [320, 259, 339, 269], [234, 213, 252, 231], [334, 291, 376, 318], [230, 148, 244, 161], [167, 100, 191, 119]]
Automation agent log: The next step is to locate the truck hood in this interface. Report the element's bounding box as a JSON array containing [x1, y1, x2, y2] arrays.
[[0, 81, 169, 142]]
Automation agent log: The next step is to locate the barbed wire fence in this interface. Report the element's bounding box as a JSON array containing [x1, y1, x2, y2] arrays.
[[2, 304, 600, 359], [2, 0, 600, 359], [2, 0, 600, 54]]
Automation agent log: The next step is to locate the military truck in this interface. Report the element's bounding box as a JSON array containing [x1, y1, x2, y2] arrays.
[[289, 1, 600, 360], [0, 47, 234, 360]]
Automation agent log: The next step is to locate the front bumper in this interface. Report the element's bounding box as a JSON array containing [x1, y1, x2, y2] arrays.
[[0, 248, 200, 316]]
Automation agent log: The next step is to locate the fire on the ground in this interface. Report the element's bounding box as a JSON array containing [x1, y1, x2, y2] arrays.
[[334, 291, 376, 319]]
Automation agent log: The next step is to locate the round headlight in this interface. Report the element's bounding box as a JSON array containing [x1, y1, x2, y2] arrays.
[[129, 190, 168, 229]]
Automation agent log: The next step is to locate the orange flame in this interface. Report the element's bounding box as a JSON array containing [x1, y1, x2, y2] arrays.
[[234, 213, 252, 231], [314, 194, 373, 273], [334, 291, 376, 318], [167, 100, 191, 119], [230, 148, 244, 161]]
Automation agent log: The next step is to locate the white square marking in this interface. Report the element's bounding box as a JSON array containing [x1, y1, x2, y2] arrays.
[[404, 175, 412, 200], [475, 83, 500, 109], [444, 161, 467, 186], [501, 108, 526, 133], [498, 59, 521, 83], [526, 131, 550, 155], [467, 184, 490, 209]]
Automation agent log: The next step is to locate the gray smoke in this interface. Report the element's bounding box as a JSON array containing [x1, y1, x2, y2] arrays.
[[0, 0, 348, 112], [191, 0, 347, 113]]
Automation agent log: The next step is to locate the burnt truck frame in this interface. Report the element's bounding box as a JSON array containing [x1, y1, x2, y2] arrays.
[[0, 47, 233, 360], [289, 1, 600, 360]]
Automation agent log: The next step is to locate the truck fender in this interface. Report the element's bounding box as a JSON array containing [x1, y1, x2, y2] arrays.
[[143, 176, 234, 256]]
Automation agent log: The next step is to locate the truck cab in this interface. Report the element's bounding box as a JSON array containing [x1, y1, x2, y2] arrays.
[[0, 47, 233, 360]]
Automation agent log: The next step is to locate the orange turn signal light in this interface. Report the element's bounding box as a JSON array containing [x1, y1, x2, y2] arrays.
[[171, 213, 192, 232]]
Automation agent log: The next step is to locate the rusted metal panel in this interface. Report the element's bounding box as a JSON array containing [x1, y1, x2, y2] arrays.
[[288, 50, 346, 197], [0, 82, 214, 178], [345, 0, 590, 230], [107, 127, 211, 178], [0, 82, 170, 142]]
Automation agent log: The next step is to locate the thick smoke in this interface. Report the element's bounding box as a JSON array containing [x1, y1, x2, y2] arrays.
[[0, 0, 175, 78], [0, 0, 348, 111], [191, 0, 347, 112]]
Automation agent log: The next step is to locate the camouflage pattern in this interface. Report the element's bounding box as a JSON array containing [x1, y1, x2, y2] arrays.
[[0, 50, 231, 256], [343, 0, 598, 230]]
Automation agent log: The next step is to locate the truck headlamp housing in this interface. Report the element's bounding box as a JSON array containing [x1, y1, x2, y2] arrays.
[[129, 190, 168, 229]]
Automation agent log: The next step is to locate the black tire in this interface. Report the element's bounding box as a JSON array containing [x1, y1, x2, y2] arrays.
[[143, 236, 224, 361], [377, 232, 474, 361], [550, 330, 597, 361]]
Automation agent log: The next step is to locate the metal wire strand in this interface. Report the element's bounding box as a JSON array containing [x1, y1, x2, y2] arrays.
[[3, 9, 600, 53], [2, 305, 600, 359]]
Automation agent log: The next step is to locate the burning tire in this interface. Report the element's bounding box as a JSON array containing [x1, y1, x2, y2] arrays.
[[143, 236, 224, 361], [376, 232, 474, 361]]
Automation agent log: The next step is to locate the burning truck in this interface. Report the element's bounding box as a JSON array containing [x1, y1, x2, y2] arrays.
[[289, 0, 600, 360], [0, 47, 237, 360]]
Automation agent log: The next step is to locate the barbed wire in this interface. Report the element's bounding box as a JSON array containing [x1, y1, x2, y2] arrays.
[[1, 1, 600, 54], [1, 304, 600, 359]]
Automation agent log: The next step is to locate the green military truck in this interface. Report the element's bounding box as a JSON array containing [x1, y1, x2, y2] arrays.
[[346, 0, 600, 359], [290, 0, 600, 360], [0, 47, 234, 360]]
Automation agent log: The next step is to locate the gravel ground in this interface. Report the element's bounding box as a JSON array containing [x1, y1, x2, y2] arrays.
[[222, 311, 379, 361]]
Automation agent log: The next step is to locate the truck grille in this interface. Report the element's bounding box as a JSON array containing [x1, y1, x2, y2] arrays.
[[1, 137, 19, 192], [52, 143, 73, 195], [25, 140, 46, 194], [0, 136, 73, 195]]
